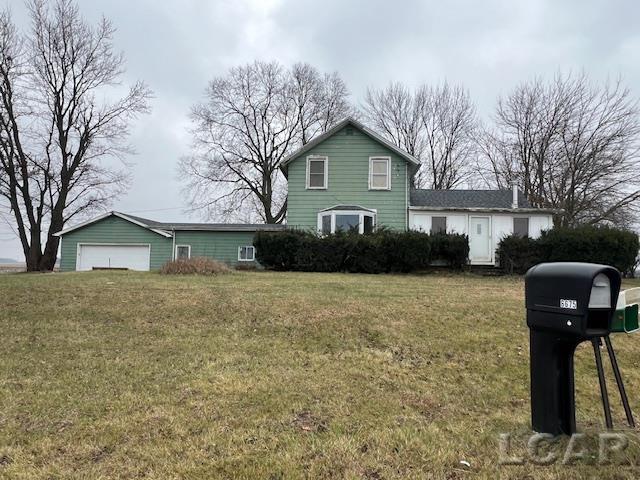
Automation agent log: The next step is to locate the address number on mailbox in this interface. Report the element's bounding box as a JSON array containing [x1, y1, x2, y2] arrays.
[[560, 299, 578, 310]]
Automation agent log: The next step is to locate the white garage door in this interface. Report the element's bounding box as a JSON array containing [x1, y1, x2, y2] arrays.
[[77, 244, 151, 271]]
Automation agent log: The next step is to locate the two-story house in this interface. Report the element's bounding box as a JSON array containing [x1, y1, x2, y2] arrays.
[[55, 118, 555, 271]]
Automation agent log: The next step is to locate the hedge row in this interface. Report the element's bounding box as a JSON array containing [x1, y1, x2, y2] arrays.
[[497, 225, 640, 276], [254, 229, 469, 273]]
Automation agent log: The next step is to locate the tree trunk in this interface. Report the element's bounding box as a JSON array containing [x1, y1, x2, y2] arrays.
[[39, 234, 60, 271]]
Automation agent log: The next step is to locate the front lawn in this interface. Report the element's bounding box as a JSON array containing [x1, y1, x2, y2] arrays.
[[1, 271, 639, 478]]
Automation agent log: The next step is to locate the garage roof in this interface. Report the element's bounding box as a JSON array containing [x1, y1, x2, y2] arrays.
[[54, 211, 286, 237]]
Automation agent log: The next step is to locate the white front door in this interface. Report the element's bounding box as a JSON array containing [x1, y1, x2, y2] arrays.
[[77, 244, 151, 271], [469, 216, 491, 264]]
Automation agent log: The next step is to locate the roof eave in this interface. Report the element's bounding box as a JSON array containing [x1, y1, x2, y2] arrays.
[[279, 117, 420, 170], [54, 211, 173, 238], [408, 206, 561, 214]]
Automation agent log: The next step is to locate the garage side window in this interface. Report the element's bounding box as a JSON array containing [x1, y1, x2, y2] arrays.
[[431, 216, 447, 234], [513, 217, 529, 237], [176, 245, 191, 260], [238, 245, 255, 262]]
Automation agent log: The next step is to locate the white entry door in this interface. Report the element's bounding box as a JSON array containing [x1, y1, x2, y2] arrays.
[[469, 217, 491, 264], [77, 244, 151, 271]]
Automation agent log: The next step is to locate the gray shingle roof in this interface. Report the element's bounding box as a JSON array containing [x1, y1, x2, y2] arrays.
[[410, 189, 531, 209], [124, 213, 286, 232]]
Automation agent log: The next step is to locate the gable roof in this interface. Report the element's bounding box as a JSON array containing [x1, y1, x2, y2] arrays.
[[410, 189, 532, 209], [280, 117, 420, 175], [54, 211, 286, 237]]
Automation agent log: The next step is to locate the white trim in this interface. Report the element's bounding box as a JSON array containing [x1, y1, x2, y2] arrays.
[[238, 245, 256, 262], [75, 242, 151, 271], [54, 211, 172, 238], [280, 117, 421, 168], [405, 163, 408, 229], [408, 206, 559, 214], [368, 156, 391, 190], [319, 204, 377, 213], [306, 155, 328, 190], [175, 244, 191, 259], [468, 215, 493, 265], [317, 209, 376, 235]]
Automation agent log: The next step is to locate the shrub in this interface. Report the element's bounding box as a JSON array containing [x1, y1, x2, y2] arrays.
[[255, 229, 465, 273], [160, 257, 231, 275], [497, 225, 640, 276], [253, 229, 312, 271], [496, 235, 541, 274], [430, 233, 470, 270]]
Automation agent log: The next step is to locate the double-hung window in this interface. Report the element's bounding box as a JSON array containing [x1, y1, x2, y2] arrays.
[[306, 156, 327, 189], [175, 245, 191, 260], [369, 157, 391, 190], [238, 245, 256, 262]]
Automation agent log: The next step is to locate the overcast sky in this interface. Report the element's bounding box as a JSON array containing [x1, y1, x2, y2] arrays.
[[1, 0, 638, 260]]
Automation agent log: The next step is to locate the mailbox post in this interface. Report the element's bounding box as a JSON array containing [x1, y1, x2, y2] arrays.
[[525, 262, 621, 435]]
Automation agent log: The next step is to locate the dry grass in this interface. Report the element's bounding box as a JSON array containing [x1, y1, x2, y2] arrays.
[[0, 271, 639, 479], [159, 257, 231, 275]]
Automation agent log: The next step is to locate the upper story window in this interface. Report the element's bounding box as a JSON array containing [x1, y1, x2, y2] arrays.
[[513, 217, 529, 237], [431, 216, 447, 234], [306, 155, 328, 189], [369, 157, 391, 190]]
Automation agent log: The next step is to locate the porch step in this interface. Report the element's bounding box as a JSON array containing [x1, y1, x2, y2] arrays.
[[468, 265, 505, 277]]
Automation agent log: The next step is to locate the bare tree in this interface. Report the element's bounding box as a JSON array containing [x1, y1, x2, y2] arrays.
[[421, 83, 477, 189], [181, 61, 350, 223], [362, 82, 477, 188], [482, 73, 640, 226], [0, 0, 150, 271]]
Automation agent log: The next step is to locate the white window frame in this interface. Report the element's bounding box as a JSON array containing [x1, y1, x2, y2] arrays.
[[238, 245, 256, 262], [306, 155, 328, 190], [368, 156, 391, 190], [317, 209, 377, 235], [175, 244, 191, 260]]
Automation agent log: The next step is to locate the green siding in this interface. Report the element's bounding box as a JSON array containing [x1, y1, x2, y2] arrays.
[[174, 231, 258, 266], [286, 126, 409, 231], [60, 215, 262, 271], [60, 216, 173, 271]]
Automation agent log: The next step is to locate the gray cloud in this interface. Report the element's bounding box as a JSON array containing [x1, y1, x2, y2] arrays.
[[1, 0, 639, 260]]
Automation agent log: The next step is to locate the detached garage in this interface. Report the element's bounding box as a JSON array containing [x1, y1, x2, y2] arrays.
[[55, 211, 284, 272]]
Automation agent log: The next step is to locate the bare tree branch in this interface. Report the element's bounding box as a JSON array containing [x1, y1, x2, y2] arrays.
[[180, 61, 350, 223], [0, 0, 151, 270]]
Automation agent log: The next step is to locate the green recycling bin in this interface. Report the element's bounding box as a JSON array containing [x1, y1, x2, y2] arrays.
[[612, 287, 640, 333]]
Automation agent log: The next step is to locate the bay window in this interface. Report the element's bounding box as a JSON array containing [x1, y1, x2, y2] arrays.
[[318, 208, 376, 234]]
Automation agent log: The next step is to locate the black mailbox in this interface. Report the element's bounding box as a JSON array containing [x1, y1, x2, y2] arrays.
[[525, 262, 621, 435]]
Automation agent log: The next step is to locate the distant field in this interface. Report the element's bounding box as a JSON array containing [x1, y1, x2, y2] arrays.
[[1, 271, 639, 479], [0, 263, 25, 273]]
